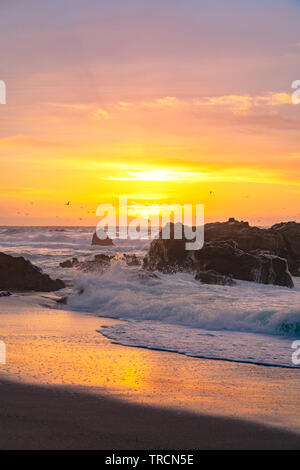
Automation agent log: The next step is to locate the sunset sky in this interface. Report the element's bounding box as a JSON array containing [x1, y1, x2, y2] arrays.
[[0, 0, 300, 225]]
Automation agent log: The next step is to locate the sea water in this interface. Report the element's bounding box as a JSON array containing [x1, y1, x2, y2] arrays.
[[0, 226, 299, 368]]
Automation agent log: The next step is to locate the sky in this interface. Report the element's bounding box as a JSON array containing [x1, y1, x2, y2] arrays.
[[0, 0, 300, 225]]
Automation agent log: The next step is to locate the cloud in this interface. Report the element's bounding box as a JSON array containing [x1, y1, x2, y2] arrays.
[[256, 92, 291, 106], [194, 92, 292, 114], [111, 92, 292, 117], [107, 169, 206, 182], [92, 108, 110, 120], [118, 101, 133, 109], [0, 185, 52, 197], [45, 102, 92, 111], [42, 92, 293, 125], [0, 135, 67, 147], [45, 101, 111, 120], [154, 96, 178, 106]]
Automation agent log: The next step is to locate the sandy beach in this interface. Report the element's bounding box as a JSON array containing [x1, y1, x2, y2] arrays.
[[0, 294, 299, 449], [1, 378, 300, 450]]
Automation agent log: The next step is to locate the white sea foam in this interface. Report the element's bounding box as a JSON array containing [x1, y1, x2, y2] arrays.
[[68, 262, 300, 336], [99, 321, 298, 368]]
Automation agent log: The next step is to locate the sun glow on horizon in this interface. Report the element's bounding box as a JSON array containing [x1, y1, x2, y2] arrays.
[[108, 169, 206, 182], [127, 202, 185, 220]]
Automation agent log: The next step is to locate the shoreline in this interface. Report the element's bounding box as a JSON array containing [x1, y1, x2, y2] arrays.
[[100, 333, 299, 370], [0, 377, 299, 450], [0, 294, 300, 440]]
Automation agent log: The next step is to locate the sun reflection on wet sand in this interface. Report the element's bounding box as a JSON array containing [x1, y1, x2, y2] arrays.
[[0, 294, 299, 433]]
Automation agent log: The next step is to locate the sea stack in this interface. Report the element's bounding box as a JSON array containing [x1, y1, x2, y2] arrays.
[[91, 229, 114, 246]]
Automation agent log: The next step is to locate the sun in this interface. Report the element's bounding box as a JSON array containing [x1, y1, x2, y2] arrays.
[[128, 203, 182, 220]]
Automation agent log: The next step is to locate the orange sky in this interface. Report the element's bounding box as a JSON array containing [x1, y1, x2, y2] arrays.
[[0, 0, 300, 226]]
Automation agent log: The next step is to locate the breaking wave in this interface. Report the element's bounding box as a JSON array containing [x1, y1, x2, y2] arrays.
[[68, 262, 300, 337]]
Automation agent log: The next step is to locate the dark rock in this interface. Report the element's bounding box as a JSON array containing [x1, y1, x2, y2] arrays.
[[86, 254, 113, 272], [143, 223, 194, 273], [56, 296, 68, 304], [205, 218, 300, 276], [60, 254, 113, 273], [0, 252, 65, 292], [193, 242, 293, 288], [59, 257, 79, 268], [94, 254, 112, 263], [92, 230, 114, 246], [0, 291, 12, 297], [195, 270, 236, 286], [205, 219, 281, 253], [123, 254, 141, 266], [143, 225, 294, 288], [60, 252, 142, 273], [143, 232, 195, 273], [271, 221, 300, 276]]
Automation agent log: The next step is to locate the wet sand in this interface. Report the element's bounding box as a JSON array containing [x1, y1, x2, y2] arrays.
[[0, 294, 300, 448], [0, 378, 300, 450]]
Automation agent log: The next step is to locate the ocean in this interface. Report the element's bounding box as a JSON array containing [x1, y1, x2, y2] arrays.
[[1, 225, 300, 368]]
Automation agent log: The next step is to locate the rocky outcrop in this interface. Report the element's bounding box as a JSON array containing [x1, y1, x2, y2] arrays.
[[60, 254, 113, 273], [91, 230, 114, 246], [271, 222, 300, 276], [205, 218, 300, 276], [59, 257, 79, 268], [195, 270, 236, 286], [143, 225, 294, 288], [122, 254, 141, 266], [193, 241, 293, 287], [60, 253, 141, 273], [0, 252, 65, 292], [205, 218, 285, 253], [0, 291, 12, 297], [143, 235, 193, 273]]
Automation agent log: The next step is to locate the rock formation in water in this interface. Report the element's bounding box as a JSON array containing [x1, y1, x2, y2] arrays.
[[205, 218, 300, 276], [0, 252, 65, 292], [59, 257, 80, 268], [60, 254, 113, 273], [143, 220, 295, 288], [270, 221, 300, 276], [60, 253, 141, 273], [195, 269, 236, 286], [91, 230, 114, 246]]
